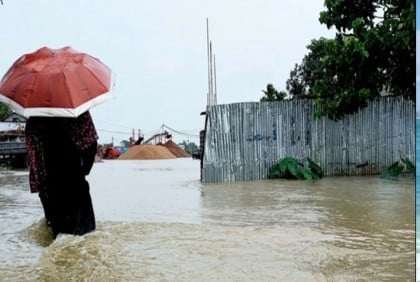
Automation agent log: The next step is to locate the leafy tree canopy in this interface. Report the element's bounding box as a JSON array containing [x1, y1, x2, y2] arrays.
[[179, 140, 198, 153], [287, 0, 414, 120], [120, 140, 130, 148], [260, 84, 286, 102], [0, 103, 12, 121]]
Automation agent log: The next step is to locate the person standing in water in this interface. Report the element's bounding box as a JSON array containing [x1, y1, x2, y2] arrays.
[[25, 111, 98, 238]]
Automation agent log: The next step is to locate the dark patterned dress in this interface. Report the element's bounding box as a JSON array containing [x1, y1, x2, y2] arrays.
[[25, 111, 98, 237]]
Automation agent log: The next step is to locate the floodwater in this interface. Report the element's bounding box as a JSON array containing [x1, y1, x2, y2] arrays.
[[416, 118, 420, 281], [0, 158, 415, 281]]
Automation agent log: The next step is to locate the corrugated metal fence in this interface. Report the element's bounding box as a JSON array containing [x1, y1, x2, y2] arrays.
[[201, 97, 415, 182]]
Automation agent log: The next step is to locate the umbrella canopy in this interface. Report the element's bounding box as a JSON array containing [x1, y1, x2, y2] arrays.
[[0, 46, 115, 118]]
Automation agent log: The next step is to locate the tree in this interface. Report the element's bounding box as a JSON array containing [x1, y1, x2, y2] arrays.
[[260, 84, 286, 102], [286, 63, 307, 99], [120, 140, 130, 148], [287, 0, 414, 120], [0, 103, 12, 121], [286, 38, 333, 100], [179, 140, 198, 153]]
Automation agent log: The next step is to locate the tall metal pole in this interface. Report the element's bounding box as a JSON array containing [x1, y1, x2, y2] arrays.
[[213, 54, 217, 105], [206, 18, 211, 106], [209, 41, 214, 105]]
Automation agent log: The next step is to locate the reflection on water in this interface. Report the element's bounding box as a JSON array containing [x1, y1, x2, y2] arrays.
[[0, 159, 415, 281]]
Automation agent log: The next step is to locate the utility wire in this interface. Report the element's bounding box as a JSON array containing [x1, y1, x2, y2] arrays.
[[97, 122, 200, 141], [95, 119, 134, 129], [162, 124, 200, 138], [97, 128, 131, 135]]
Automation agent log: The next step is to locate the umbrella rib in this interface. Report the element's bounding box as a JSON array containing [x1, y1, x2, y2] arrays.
[[61, 72, 74, 107], [82, 64, 110, 92]]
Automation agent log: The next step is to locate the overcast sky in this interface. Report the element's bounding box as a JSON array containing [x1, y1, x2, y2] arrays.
[[0, 1, 334, 144]]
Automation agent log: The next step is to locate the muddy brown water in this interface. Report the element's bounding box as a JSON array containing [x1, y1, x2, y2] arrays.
[[0, 159, 415, 281]]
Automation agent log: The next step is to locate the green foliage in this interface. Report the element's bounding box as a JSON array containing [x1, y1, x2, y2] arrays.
[[400, 157, 415, 174], [120, 140, 130, 148], [268, 156, 323, 180], [286, 64, 307, 99], [381, 158, 415, 179], [307, 157, 324, 178], [286, 37, 333, 100], [0, 103, 12, 121], [260, 84, 286, 102], [179, 140, 198, 153], [287, 0, 415, 120]]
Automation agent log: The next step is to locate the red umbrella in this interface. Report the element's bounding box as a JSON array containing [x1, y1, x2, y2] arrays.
[[0, 46, 115, 117]]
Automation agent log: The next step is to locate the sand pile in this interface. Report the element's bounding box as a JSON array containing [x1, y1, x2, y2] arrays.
[[118, 144, 176, 160], [158, 140, 191, 158]]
